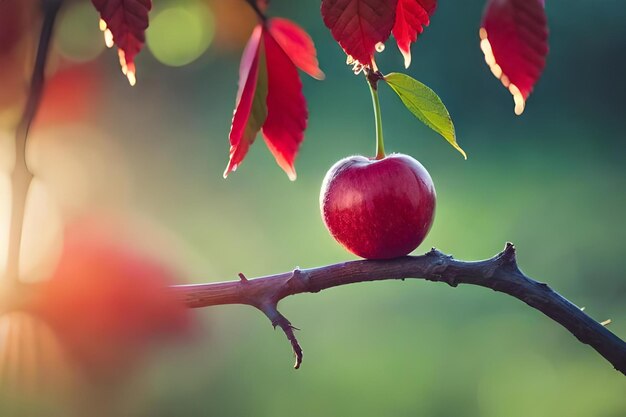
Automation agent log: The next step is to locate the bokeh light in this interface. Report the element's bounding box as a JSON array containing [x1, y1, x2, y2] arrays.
[[208, 0, 257, 51], [0, 175, 63, 283], [18, 178, 63, 283], [146, 2, 215, 67], [55, 1, 104, 62], [0, 311, 76, 398], [0, 174, 10, 276], [27, 125, 132, 217]]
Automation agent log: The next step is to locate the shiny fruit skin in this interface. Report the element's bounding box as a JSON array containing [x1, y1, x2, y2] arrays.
[[320, 154, 436, 259]]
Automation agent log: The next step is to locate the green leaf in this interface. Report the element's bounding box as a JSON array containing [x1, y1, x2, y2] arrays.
[[384, 72, 466, 159], [244, 43, 268, 143]]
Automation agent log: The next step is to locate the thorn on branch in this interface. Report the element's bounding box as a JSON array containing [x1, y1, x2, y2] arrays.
[[501, 242, 517, 263], [601, 319, 612, 327], [287, 267, 310, 292], [493, 242, 525, 279], [426, 247, 442, 257], [238, 272, 248, 283], [289, 268, 302, 282], [258, 304, 303, 369]]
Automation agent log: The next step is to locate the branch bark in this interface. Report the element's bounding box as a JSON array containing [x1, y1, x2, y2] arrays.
[[4, 0, 61, 286], [173, 243, 626, 374]]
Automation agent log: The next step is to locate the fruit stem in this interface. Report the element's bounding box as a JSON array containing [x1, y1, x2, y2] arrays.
[[366, 72, 385, 160]]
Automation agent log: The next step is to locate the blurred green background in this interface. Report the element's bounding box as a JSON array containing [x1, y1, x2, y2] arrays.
[[5, 0, 626, 415]]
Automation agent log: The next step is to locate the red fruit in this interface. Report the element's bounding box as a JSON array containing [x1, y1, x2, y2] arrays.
[[320, 154, 436, 259]]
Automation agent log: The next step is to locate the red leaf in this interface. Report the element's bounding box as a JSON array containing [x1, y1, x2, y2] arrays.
[[268, 18, 325, 80], [321, 0, 398, 67], [224, 25, 268, 178], [91, 0, 152, 85], [480, 0, 548, 115], [225, 26, 309, 180], [392, 0, 436, 68], [262, 31, 308, 181]]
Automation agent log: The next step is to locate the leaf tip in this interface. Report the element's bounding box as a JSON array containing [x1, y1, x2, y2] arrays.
[[223, 162, 238, 179], [126, 70, 136, 86], [401, 50, 411, 69], [117, 50, 137, 86], [270, 148, 297, 181], [509, 83, 526, 115], [286, 167, 297, 181]]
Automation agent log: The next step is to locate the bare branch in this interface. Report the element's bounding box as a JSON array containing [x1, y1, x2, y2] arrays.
[[244, 0, 267, 22], [258, 302, 303, 369], [4, 0, 62, 286], [173, 243, 626, 375]]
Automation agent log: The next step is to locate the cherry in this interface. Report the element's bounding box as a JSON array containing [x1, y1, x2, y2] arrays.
[[320, 153, 436, 259]]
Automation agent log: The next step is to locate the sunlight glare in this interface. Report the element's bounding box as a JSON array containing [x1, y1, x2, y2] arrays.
[[0, 174, 63, 283], [0, 174, 9, 277], [479, 28, 526, 115], [104, 29, 114, 48]]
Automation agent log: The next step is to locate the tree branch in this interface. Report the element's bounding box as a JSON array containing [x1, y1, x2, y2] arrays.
[[244, 0, 267, 22], [4, 0, 61, 286], [173, 243, 626, 374]]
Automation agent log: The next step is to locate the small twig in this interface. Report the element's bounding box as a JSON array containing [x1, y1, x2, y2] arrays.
[[4, 0, 62, 286], [259, 304, 303, 369], [244, 0, 267, 22], [174, 243, 626, 374]]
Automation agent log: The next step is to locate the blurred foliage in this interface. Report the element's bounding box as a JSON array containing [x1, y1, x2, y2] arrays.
[[1, 0, 625, 415]]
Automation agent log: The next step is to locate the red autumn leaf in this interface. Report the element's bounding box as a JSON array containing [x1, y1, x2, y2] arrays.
[[479, 0, 548, 115], [392, 0, 436, 68], [91, 0, 152, 86], [268, 18, 325, 80], [262, 29, 308, 181], [225, 21, 315, 180], [321, 0, 398, 67], [224, 26, 268, 178]]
